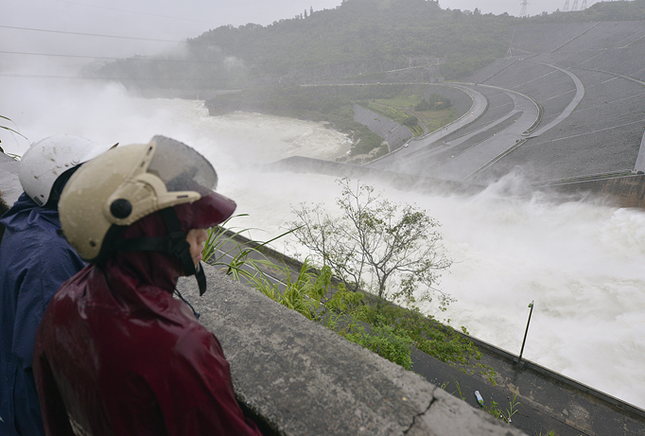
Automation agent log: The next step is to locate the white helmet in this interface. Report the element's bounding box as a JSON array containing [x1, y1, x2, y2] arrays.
[[19, 135, 117, 206]]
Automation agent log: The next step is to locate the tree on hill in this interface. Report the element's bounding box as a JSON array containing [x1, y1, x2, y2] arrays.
[[92, 0, 645, 97], [95, 0, 514, 88], [96, 0, 645, 91], [415, 93, 452, 111]]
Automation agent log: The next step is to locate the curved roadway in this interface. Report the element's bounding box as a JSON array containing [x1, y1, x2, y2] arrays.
[[367, 64, 585, 183]]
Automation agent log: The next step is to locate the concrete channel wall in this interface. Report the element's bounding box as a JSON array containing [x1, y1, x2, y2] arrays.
[[353, 104, 413, 151], [176, 266, 527, 436], [213, 227, 645, 436], [265, 155, 645, 210]]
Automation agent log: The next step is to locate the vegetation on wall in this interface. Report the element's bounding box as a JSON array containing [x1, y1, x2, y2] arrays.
[[287, 178, 453, 306], [201, 185, 494, 380], [0, 115, 26, 141]]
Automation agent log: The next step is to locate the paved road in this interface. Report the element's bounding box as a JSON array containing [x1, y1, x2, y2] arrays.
[[367, 65, 587, 183], [527, 64, 585, 138], [368, 83, 488, 169], [369, 83, 541, 181]]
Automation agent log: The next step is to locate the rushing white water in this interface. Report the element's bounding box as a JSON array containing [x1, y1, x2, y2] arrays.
[[2, 81, 644, 410]]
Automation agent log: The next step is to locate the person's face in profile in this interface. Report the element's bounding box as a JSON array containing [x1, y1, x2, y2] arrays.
[[185, 228, 208, 267]]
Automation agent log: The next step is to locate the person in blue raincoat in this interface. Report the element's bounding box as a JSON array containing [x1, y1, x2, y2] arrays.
[[0, 135, 115, 436]]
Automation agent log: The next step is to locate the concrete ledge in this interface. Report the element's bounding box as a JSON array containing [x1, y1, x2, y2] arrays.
[[544, 173, 645, 208], [177, 265, 527, 436]]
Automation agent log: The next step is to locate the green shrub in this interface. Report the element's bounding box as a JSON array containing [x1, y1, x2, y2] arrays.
[[203, 216, 492, 379], [344, 320, 414, 370]]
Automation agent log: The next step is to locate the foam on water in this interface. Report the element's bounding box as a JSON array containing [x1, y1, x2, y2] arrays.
[[2, 82, 643, 409]]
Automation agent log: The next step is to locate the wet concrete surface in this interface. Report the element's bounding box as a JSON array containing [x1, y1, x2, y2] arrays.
[[412, 337, 645, 436], [215, 229, 645, 436]]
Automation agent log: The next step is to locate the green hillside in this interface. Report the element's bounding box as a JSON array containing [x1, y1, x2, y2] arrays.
[[95, 0, 645, 90], [92, 0, 645, 159], [97, 0, 515, 88]]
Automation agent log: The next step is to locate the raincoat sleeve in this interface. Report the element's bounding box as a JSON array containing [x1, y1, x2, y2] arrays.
[[160, 330, 264, 436], [12, 242, 85, 371], [8, 225, 85, 436]]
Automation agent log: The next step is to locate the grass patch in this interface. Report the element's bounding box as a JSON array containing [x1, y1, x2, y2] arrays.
[[361, 101, 424, 136], [361, 90, 457, 137]]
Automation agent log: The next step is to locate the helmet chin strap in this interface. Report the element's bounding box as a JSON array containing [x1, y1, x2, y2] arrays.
[[194, 262, 207, 296], [109, 207, 208, 295], [159, 208, 208, 296]]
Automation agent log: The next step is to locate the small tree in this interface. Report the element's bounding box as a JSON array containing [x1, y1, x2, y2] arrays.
[[402, 115, 419, 127], [288, 178, 452, 308], [415, 98, 431, 111]]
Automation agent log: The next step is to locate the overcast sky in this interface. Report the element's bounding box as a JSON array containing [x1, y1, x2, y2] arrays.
[[1, 0, 602, 64]]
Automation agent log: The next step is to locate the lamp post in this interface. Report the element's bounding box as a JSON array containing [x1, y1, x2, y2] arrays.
[[515, 300, 534, 367]]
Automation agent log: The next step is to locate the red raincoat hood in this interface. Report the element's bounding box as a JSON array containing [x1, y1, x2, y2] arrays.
[[104, 208, 183, 299]]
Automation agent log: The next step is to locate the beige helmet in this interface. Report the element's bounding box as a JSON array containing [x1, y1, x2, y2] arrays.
[[59, 136, 236, 293]]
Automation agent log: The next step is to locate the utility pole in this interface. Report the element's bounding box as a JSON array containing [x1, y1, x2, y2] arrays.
[[515, 300, 534, 367]]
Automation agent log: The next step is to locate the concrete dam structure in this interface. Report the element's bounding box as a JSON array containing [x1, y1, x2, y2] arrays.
[[362, 20, 645, 207]]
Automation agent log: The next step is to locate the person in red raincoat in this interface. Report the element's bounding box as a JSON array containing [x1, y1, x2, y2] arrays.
[[32, 136, 264, 436]]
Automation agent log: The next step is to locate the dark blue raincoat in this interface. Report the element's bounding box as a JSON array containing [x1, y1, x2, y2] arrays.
[[0, 193, 85, 436]]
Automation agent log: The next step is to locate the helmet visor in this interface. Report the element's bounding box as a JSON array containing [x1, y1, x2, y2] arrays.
[[147, 136, 217, 196], [175, 192, 237, 231]]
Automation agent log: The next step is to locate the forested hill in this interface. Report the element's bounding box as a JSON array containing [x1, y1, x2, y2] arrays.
[[94, 0, 645, 91]]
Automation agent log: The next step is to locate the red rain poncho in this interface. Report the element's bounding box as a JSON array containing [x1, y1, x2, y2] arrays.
[[33, 206, 263, 436]]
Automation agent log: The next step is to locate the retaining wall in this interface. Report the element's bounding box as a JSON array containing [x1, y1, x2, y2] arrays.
[[353, 104, 413, 151], [176, 266, 527, 435]]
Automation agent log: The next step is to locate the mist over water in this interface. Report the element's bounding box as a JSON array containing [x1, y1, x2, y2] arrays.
[[2, 79, 644, 410]]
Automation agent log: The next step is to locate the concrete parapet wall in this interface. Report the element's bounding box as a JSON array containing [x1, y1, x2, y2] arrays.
[[212, 228, 645, 435], [176, 266, 527, 435]]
